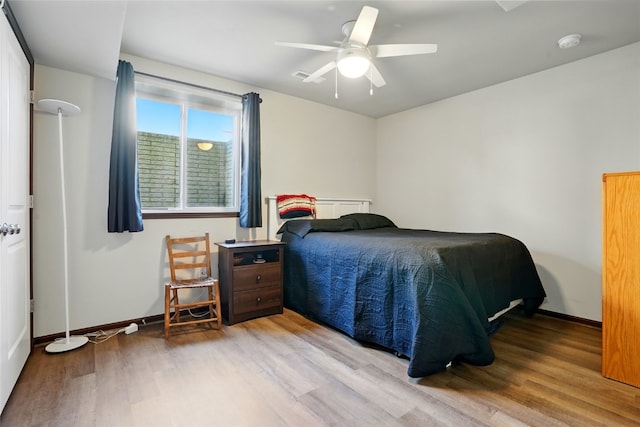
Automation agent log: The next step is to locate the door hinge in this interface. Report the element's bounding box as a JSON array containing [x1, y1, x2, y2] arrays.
[[30, 299, 34, 313], [30, 90, 35, 104], [29, 195, 33, 209]]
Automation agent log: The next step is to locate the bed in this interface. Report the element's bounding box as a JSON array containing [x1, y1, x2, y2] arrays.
[[268, 199, 546, 378]]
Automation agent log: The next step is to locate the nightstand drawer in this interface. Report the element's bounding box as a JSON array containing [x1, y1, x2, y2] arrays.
[[234, 263, 281, 291], [233, 285, 282, 315]]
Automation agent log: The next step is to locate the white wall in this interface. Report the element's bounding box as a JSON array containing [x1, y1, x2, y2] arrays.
[[376, 42, 640, 321], [33, 42, 640, 335], [32, 57, 375, 337]]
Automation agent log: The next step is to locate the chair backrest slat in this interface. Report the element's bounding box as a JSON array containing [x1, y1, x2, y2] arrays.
[[166, 233, 212, 282]]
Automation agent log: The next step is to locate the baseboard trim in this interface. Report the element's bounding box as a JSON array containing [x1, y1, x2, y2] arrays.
[[33, 314, 165, 347], [536, 308, 602, 329], [33, 307, 602, 346]]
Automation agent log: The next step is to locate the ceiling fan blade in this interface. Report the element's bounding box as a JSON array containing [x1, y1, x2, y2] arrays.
[[495, 0, 529, 12], [303, 61, 337, 83], [275, 41, 339, 52], [371, 44, 438, 58], [349, 6, 378, 45], [366, 63, 386, 88]]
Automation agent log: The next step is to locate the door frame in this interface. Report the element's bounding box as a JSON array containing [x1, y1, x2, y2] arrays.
[[3, 0, 34, 349]]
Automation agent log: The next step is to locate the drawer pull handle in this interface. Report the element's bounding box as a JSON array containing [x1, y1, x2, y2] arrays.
[[256, 275, 262, 282], [256, 297, 262, 304]]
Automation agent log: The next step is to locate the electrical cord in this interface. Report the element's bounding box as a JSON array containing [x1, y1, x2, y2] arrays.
[[49, 327, 124, 346], [188, 308, 212, 318], [182, 287, 215, 318], [83, 327, 127, 344]]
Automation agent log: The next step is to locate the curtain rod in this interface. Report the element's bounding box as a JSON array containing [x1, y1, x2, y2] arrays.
[[135, 70, 245, 99]]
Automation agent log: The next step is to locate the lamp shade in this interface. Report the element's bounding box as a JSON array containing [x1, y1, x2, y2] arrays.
[[337, 47, 371, 78]]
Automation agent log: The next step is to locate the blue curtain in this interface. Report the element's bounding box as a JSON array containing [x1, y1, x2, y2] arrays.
[[239, 92, 262, 228], [107, 60, 144, 232]]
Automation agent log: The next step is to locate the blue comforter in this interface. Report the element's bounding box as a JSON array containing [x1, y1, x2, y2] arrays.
[[280, 226, 546, 377]]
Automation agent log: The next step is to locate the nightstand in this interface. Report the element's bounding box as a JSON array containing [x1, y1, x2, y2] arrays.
[[216, 240, 285, 325]]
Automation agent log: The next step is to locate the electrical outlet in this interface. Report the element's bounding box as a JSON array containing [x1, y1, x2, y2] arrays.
[[124, 323, 138, 334]]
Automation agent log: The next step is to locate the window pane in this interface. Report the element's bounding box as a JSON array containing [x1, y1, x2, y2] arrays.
[[186, 108, 235, 208], [135, 75, 241, 215], [137, 98, 181, 209]]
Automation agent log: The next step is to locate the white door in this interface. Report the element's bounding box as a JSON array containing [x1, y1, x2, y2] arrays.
[[0, 11, 31, 413]]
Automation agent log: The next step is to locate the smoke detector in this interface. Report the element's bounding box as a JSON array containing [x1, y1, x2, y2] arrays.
[[558, 34, 581, 49]]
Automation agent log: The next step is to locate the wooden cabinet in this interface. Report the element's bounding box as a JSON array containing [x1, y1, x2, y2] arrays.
[[602, 171, 640, 388], [216, 240, 285, 325]]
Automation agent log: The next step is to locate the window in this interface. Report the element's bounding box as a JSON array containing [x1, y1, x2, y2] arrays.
[[135, 75, 241, 216]]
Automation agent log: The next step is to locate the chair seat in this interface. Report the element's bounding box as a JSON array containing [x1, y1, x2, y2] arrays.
[[168, 277, 217, 289]]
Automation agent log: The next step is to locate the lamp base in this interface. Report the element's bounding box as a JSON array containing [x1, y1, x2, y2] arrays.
[[45, 336, 89, 353]]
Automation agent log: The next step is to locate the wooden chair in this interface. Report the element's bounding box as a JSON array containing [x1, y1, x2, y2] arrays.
[[164, 233, 222, 338]]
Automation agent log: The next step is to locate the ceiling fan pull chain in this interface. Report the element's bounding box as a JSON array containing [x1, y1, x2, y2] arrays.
[[335, 67, 339, 99]]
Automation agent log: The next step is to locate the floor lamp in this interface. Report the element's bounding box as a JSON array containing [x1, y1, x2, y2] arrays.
[[37, 99, 88, 353]]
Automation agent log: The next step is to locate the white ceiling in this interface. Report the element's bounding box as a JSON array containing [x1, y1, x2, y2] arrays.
[[7, 0, 640, 118]]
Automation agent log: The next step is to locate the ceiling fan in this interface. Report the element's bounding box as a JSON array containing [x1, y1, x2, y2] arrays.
[[275, 5, 437, 92]]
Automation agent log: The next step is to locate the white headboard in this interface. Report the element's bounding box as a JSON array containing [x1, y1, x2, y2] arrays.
[[267, 196, 372, 241]]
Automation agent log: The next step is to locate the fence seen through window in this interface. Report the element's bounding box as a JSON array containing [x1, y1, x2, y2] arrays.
[[135, 82, 241, 215]]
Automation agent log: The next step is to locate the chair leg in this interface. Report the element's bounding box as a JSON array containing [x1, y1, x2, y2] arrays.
[[164, 285, 170, 339], [165, 282, 223, 338], [173, 288, 180, 324], [207, 286, 216, 319], [215, 283, 222, 329]]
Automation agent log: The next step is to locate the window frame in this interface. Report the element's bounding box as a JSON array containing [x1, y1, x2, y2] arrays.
[[134, 75, 242, 218]]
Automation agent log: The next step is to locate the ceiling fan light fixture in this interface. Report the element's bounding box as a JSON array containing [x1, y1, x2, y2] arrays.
[[337, 47, 371, 78]]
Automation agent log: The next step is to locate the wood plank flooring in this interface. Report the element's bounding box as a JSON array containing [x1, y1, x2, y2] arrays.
[[2, 308, 639, 427]]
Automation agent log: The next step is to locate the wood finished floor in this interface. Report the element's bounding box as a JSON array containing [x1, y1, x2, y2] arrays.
[[2, 309, 639, 427]]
